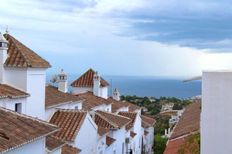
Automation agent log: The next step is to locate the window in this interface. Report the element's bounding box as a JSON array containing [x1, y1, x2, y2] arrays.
[[122, 142, 125, 154], [0, 42, 2, 47], [15, 103, 22, 113], [75, 106, 79, 110], [113, 150, 116, 154]]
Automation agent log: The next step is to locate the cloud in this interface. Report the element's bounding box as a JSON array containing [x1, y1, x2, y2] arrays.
[[0, 0, 232, 77]]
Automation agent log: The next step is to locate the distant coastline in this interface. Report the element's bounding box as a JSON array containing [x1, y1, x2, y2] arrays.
[[47, 74, 201, 99]]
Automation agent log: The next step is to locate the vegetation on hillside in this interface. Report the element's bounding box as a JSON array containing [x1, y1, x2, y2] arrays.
[[154, 134, 168, 154]]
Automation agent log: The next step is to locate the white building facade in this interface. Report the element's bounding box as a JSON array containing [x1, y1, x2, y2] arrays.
[[201, 71, 232, 154]]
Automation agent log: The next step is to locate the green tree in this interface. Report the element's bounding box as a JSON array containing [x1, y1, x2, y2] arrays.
[[154, 134, 168, 154]]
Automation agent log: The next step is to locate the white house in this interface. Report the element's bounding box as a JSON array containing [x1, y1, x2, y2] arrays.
[[75, 91, 112, 113], [0, 107, 59, 154], [45, 85, 83, 120], [141, 115, 156, 154], [49, 109, 98, 154], [0, 31, 155, 154], [71, 68, 109, 99], [201, 71, 232, 154], [94, 110, 132, 154], [0, 33, 51, 120], [108, 97, 129, 113], [119, 112, 143, 154], [161, 103, 174, 112], [0, 84, 29, 114]]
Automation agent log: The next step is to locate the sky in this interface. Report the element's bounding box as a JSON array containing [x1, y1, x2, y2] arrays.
[[1, 0, 232, 78]]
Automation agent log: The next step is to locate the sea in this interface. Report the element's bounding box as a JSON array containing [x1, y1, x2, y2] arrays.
[[47, 75, 201, 99]]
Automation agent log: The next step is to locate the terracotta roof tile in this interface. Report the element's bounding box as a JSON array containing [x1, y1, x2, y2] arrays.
[[45, 85, 83, 108], [170, 102, 201, 140], [46, 135, 65, 152], [0, 84, 29, 99], [118, 112, 137, 130], [121, 101, 141, 112], [71, 68, 109, 87], [144, 130, 149, 136], [106, 136, 116, 146], [62, 145, 81, 154], [95, 111, 131, 129], [164, 136, 190, 154], [75, 92, 111, 111], [0, 107, 58, 153], [141, 115, 156, 128], [130, 131, 137, 138], [49, 110, 87, 142], [98, 127, 110, 136], [4, 34, 51, 68]]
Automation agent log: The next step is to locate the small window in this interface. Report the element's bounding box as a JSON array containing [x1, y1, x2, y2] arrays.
[[0, 42, 2, 47], [75, 106, 79, 110], [15, 103, 22, 113]]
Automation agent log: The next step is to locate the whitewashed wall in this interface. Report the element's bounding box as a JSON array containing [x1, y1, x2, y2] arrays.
[[45, 101, 82, 121], [109, 127, 127, 154], [6, 138, 46, 154], [4, 68, 47, 120], [72, 87, 92, 95], [91, 104, 112, 113], [0, 98, 27, 114], [133, 113, 142, 154], [105, 139, 116, 154], [4, 68, 27, 91], [72, 86, 108, 99], [144, 127, 154, 154], [100, 87, 108, 99], [74, 114, 98, 154], [201, 71, 232, 154], [115, 107, 129, 114], [97, 135, 107, 154]]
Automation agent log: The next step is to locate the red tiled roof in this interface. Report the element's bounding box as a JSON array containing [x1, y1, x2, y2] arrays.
[[0, 84, 29, 99], [71, 68, 109, 87], [0, 107, 58, 153], [75, 92, 111, 111], [122, 101, 141, 112], [98, 127, 110, 136], [107, 97, 129, 113], [118, 112, 137, 130], [170, 103, 201, 140], [144, 130, 149, 136], [164, 103, 201, 154], [95, 111, 131, 129], [62, 145, 81, 154], [130, 131, 137, 138], [46, 135, 65, 152], [106, 136, 116, 146], [45, 85, 83, 108], [49, 110, 87, 142], [141, 115, 156, 128], [164, 136, 190, 154], [4, 34, 51, 68]]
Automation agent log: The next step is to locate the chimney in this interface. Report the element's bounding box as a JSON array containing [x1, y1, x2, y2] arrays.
[[58, 69, 68, 93], [112, 88, 120, 101], [93, 71, 101, 97], [0, 33, 8, 83]]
